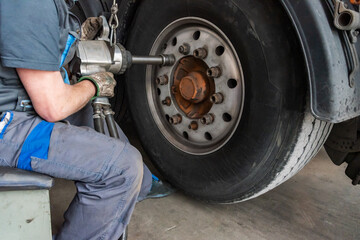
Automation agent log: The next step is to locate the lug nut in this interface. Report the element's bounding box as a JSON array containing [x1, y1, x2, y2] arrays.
[[193, 48, 207, 59], [179, 43, 190, 55], [201, 113, 215, 125], [156, 75, 169, 85], [162, 97, 172, 106], [188, 121, 199, 130], [210, 93, 224, 104], [207, 66, 222, 78], [171, 85, 178, 94], [169, 114, 182, 125]]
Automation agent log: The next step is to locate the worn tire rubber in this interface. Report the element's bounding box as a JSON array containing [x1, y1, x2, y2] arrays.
[[125, 0, 333, 202]]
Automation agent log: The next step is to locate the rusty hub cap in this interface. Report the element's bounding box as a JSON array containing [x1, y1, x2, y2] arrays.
[[179, 72, 207, 102], [173, 56, 215, 119]]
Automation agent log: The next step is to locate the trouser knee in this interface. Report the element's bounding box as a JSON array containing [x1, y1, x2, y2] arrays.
[[101, 143, 143, 193]]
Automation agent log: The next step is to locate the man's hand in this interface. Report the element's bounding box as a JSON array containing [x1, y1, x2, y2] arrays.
[[81, 17, 103, 41], [79, 72, 117, 99]]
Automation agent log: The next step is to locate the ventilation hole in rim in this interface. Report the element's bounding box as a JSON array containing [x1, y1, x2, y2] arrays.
[[227, 79, 238, 89], [205, 132, 213, 141], [193, 31, 201, 40], [183, 131, 189, 140], [215, 46, 225, 56], [165, 114, 170, 122], [157, 88, 161, 96], [172, 37, 177, 46], [223, 113, 232, 122]]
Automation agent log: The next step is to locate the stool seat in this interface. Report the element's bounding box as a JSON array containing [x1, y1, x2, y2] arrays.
[[0, 167, 54, 239], [0, 167, 54, 190]]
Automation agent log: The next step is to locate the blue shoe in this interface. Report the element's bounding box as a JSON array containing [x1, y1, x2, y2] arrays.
[[145, 175, 176, 200]]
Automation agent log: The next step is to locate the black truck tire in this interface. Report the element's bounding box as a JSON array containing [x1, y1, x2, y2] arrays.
[[124, 0, 332, 203]]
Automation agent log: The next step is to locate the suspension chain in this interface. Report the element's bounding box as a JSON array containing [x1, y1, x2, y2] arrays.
[[108, 0, 119, 46]]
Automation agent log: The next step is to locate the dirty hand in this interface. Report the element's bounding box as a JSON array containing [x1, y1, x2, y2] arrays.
[[78, 72, 117, 99], [81, 17, 103, 40]]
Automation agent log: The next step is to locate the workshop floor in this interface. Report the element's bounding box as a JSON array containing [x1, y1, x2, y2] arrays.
[[50, 126, 360, 240]]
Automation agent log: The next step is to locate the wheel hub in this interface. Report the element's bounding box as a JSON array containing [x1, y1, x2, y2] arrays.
[[173, 56, 215, 119]]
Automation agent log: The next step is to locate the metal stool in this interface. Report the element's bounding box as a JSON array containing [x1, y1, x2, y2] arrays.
[[0, 167, 54, 240]]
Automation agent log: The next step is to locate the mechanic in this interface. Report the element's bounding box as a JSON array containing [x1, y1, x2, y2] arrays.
[[0, 0, 173, 239]]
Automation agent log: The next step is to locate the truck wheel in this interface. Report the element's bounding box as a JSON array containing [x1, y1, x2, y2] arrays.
[[125, 0, 332, 202]]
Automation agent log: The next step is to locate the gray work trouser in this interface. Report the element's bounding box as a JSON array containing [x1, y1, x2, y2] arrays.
[[0, 104, 152, 240]]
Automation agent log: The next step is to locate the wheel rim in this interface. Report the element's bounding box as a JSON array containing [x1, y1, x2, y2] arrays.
[[146, 17, 244, 155]]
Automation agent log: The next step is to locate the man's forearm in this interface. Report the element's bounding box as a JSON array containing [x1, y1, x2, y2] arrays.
[[17, 69, 96, 122], [53, 80, 96, 121]]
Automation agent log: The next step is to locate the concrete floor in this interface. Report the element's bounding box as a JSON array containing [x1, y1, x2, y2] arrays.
[[50, 128, 360, 240]]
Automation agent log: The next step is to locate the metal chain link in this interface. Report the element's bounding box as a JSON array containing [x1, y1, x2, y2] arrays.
[[108, 0, 119, 46]]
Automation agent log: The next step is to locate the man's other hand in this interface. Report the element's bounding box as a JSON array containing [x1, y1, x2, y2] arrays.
[[81, 17, 103, 41]]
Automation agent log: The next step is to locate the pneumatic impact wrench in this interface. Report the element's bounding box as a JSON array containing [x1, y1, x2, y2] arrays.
[[73, 37, 175, 139], [72, 35, 175, 139], [74, 39, 175, 142], [72, 28, 175, 138]]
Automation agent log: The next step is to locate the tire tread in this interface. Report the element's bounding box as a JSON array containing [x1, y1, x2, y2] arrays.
[[233, 111, 332, 203]]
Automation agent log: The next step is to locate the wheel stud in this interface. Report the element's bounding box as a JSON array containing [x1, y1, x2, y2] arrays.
[[179, 43, 190, 55], [171, 85, 178, 94], [200, 113, 215, 125], [162, 97, 172, 106], [169, 114, 182, 125], [188, 121, 199, 130], [210, 93, 224, 104], [156, 75, 169, 85], [207, 66, 222, 78], [193, 47, 207, 59]]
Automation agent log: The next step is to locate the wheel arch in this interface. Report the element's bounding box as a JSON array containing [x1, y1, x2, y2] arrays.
[[280, 0, 360, 123]]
